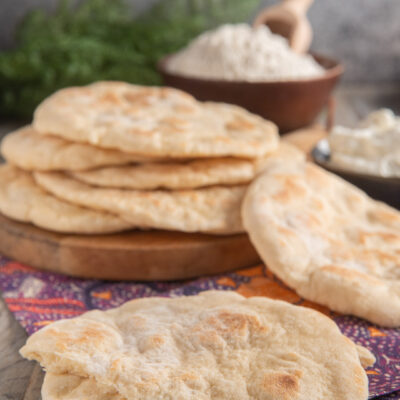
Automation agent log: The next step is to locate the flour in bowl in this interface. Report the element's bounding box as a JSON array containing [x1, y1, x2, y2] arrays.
[[166, 24, 324, 81]]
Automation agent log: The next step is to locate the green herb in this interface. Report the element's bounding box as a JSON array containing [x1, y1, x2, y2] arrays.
[[0, 0, 260, 119]]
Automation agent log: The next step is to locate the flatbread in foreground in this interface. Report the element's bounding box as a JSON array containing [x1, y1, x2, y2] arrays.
[[1, 126, 164, 171], [0, 164, 132, 234], [242, 160, 400, 327], [71, 142, 304, 190], [41, 343, 375, 400], [33, 82, 279, 158], [21, 290, 374, 400], [34, 171, 245, 234]]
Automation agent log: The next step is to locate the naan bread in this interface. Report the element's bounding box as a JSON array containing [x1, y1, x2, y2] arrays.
[[0, 164, 132, 234], [34, 171, 245, 234], [242, 160, 400, 327], [70, 143, 304, 190], [42, 343, 374, 400], [1, 126, 163, 171], [21, 291, 373, 400], [33, 82, 279, 158], [71, 158, 259, 190]]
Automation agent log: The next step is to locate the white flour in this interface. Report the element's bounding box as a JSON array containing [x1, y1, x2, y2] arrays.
[[166, 24, 324, 81]]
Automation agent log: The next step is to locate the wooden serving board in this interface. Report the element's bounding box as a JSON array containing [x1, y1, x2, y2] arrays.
[[0, 214, 260, 281]]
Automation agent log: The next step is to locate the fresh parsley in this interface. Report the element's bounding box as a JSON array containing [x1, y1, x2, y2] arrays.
[[0, 0, 259, 118]]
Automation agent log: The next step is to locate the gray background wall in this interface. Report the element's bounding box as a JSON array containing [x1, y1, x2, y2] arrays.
[[0, 0, 399, 82]]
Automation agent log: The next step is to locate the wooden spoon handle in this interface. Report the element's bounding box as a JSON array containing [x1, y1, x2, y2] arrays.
[[282, 0, 314, 15]]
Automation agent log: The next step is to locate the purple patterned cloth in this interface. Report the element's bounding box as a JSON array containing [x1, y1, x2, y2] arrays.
[[0, 255, 399, 399]]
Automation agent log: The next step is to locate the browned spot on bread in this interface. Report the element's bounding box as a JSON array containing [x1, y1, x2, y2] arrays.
[[215, 137, 232, 143], [123, 91, 152, 106], [140, 334, 165, 352], [261, 371, 301, 399], [272, 177, 307, 203], [180, 372, 198, 380], [160, 117, 188, 131], [149, 334, 165, 347], [277, 225, 297, 238], [172, 372, 205, 391], [51, 324, 114, 352], [189, 310, 269, 349], [174, 104, 197, 113], [117, 315, 148, 333], [347, 193, 365, 206], [159, 87, 175, 99], [368, 208, 400, 225], [99, 92, 122, 105], [311, 197, 324, 211], [110, 357, 121, 371], [226, 116, 256, 131], [209, 311, 269, 336], [272, 189, 291, 203], [296, 212, 321, 229], [192, 330, 226, 350], [363, 249, 399, 264], [359, 230, 400, 246], [129, 128, 156, 136]]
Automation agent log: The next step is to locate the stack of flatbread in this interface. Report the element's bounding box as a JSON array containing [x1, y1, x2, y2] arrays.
[[0, 81, 296, 235], [20, 291, 375, 400]]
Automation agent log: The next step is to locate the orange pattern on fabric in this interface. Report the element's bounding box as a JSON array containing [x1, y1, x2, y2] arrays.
[[296, 300, 331, 316], [367, 371, 380, 375], [368, 327, 387, 337], [234, 264, 331, 316], [34, 320, 55, 327], [216, 277, 237, 287], [92, 291, 112, 300], [7, 305, 83, 315], [236, 264, 265, 277], [6, 297, 85, 307], [237, 276, 301, 303], [1, 262, 35, 274]]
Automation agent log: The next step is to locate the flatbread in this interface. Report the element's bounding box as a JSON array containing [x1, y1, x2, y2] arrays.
[[242, 160, 400, 327], [42, 345, 375, 400], [20, 290, 373, 400], [33, 82, 279, 158], [0, 164, 132, 234], [34, 171, 245, 234], [70, 158, 256, 189], [1, 126, 164, 171], [70, 142, 304, 190]]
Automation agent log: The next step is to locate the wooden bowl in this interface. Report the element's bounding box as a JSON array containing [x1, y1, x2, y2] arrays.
[[312, 139, 400, 209], [158, 53, 343, 133]]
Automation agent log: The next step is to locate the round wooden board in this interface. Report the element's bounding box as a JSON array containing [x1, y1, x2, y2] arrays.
[[0, 214, 260, 281]]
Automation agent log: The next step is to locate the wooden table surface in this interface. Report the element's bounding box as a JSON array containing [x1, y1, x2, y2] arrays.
[[0, 84, 399, 399]]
